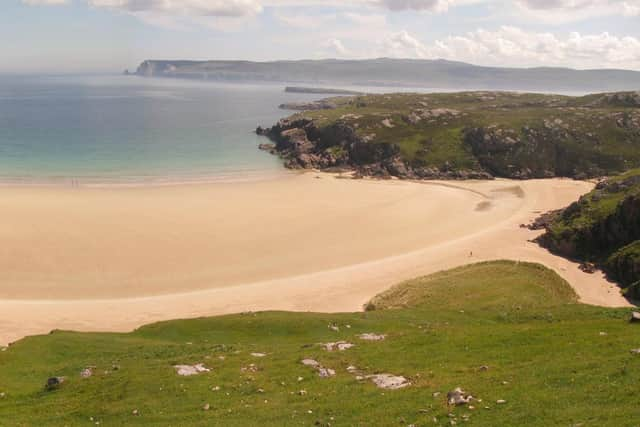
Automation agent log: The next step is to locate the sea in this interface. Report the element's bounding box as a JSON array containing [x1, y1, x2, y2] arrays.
[[0, 75, 330, 185], [0, 75, 587, 185]]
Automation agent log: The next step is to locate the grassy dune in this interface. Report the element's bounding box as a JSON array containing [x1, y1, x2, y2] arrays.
[[1, 261, 639, 426]]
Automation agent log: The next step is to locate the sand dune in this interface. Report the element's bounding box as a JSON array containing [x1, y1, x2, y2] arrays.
[[0, 174, 630, 345]]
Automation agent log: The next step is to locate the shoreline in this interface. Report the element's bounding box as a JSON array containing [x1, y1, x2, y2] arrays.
[[0, 168, 296, 189], [0, 173, 631, 345]]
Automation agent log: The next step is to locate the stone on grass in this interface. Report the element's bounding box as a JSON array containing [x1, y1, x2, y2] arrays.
[[447, 388, 473, 406], [630, 312, 640, 323], [496, 400, 507, 404], [318, 367, 336, 378], [241, 364, 258, 373], [45, 377, 64, 391], [301, 359, 320, 367], [251, 353, 267, 358], [367, 374, 410, 390], [80, 368, 93, 378], [301, 358, 335, 378], [359, 333, 386, 341], [174, 363, 210, 376], [323, 341, 354, 352], [630, 348, 640, 354], [203, 403, 211, 411]]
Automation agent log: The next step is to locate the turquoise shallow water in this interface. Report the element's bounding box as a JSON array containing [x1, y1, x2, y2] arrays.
[[0, 75, 325, 184]]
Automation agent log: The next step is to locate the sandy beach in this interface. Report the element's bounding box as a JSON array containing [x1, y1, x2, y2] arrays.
[[0, 174, 631, 345]]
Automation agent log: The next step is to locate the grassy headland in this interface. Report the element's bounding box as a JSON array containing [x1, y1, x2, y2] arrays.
[[258, 91, 640, 180], [1, 261, 639, 426]]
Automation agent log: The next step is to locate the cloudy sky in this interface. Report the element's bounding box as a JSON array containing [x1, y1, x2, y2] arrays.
[[3, 0, 640, 73]]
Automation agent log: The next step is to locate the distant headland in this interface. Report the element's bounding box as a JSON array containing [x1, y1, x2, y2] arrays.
[[132, 58, 640, 92]]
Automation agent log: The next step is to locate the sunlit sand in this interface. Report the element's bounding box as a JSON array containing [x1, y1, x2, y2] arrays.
[[0, 174, 629, 344]]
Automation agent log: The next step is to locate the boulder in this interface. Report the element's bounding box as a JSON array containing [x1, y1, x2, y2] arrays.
[[45, 377, 64, 391]]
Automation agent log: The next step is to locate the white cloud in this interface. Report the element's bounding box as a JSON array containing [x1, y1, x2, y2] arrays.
[[22, 0, 69, 5], [513, 0, 636, 23], [377, 0, 454, 11], [374, 27, 640, 70], [87, 0, 263, 17], [623, 1, 640, 16], [381, 30, 429, 57], [323, 38, 350, 56]]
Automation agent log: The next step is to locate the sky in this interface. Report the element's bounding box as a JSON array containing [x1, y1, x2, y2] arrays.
[[2, 0, 640, 73]]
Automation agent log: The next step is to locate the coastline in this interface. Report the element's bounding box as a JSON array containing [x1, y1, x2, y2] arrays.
[[0, 168, 295, 189], [0, 173, 630, 345]]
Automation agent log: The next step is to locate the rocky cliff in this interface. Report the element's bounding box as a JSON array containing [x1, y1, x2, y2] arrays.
[[258, 91, 640, 180]]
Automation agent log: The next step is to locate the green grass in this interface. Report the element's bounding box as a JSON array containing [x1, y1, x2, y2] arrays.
[[1, 261, 639, 426]]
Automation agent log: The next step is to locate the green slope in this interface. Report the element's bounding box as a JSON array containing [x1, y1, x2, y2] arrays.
[[1, 261, 639, 426]]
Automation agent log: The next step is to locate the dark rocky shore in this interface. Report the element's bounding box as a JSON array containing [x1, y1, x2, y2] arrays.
[[257, 117, 492, 180]]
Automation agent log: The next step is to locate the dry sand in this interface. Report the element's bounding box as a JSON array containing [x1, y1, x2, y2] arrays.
[[0, 174, 631, 345]]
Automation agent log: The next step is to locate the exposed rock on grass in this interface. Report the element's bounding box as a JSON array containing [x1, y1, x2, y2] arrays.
[[322, 341, 354, 352], [359, 333, 386, 341], [367, 374, 410, 390], [80, 367, 93, 378], [447, 388, 473, 406], [174, 364, 210, 376], [301, 359, 335, 377]]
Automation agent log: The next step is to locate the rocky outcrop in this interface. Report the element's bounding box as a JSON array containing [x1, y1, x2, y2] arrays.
[[464, 124, 612, 180], [537, 193, 640, 259], [605, 242, 640, 297], [257, 118, 493, 180], [535, 173, 640, 298]]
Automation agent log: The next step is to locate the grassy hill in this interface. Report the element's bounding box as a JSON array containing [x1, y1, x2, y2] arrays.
[[537, 169, 640, 297], [259, 91, 640, 180], [1, 261, 639, 426]]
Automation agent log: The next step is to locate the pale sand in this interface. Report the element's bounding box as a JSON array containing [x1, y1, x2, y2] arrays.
[[0, 174, 631, 345]]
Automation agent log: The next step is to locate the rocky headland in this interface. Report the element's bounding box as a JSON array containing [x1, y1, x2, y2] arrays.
[[534, 169, 640, 298], [258, 91, 640, 180]]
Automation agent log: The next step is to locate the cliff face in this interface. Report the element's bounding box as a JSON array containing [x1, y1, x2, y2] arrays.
[[258, 91, 640, 180], [536, 171, 640, 297]]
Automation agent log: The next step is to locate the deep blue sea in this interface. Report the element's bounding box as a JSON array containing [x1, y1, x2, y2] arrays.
[[0, 75, 327, 184]]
